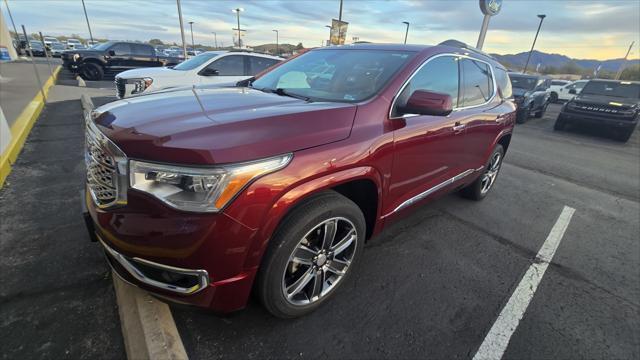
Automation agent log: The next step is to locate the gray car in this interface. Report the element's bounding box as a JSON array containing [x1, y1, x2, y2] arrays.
[[509, 73, 551, 123]]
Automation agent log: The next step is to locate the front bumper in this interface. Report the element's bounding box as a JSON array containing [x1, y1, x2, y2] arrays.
[[558, 110, 638, 129], [83, 188, 260, 312]]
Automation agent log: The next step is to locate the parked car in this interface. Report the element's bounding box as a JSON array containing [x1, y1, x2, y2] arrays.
[[114, 51, 282, 98], [549, 79, 571, 103], [557, 80, 588, 101], [509, 73, 551, 123], [62, 41, 182, 81], [28, 40, 46, 57], [82, 42, 516, 318], [43, 36, 60, 49], [49, 43, 66, 57], [65, 38, 83, 49], [555, 79, 639, 142]]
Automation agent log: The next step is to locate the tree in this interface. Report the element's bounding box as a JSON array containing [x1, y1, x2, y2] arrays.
[[149, 39, 164, 45], [620, 64, 640, 81], [295, 42, 304, 50]]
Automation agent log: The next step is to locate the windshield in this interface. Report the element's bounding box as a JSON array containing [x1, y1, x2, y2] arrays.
[[93, 42, 115, 51], [30, 41, 43, 49], [173, 52, 223, 70], [52, 43, 65, 49], [251, 49, 415, 102], [509, 75, 537, 90], [581, 81, 640, 99]]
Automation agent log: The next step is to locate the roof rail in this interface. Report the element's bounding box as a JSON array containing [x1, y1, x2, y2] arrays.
[[438, 39, 494, 59]]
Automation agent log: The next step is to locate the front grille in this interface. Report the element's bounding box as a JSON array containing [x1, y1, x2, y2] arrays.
[[568, 102, 635, 119], [115, 77, 126, 98], [85, 117, 126, 208]]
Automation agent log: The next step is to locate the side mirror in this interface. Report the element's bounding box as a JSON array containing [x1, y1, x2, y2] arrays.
[[201, 68, 219, 76], [398, 90, 453, 116], [568, 89, 577, 95], [108, 50, 116, 56]]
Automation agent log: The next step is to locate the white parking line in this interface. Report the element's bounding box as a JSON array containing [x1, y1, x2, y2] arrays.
[[473, 205, 576, 360]]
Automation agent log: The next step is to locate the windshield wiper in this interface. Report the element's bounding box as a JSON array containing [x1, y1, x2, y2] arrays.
[[274, 88, 311, 102]]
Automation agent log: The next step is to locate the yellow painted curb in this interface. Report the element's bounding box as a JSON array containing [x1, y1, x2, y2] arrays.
[[0, 65, 61, 188]]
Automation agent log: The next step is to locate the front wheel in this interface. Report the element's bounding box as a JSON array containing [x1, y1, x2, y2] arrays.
[[460, 144, 505, 201], [550, 92, 558, 103], [257, 191, 366, 318], [80, 63, 104, 81], [534, 102, 548, 118]]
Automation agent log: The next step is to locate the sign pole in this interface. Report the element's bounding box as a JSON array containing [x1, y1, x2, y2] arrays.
[[476, 0, 503, 50]]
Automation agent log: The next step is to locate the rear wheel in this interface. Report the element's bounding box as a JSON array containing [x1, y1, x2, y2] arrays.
[[534, 102, 548, 118], [80, 62, 104, 81], [257, 191, 366, 318], [516, 106, 530, 124], [460, 145, 504, 201], [550, 92, 558, 103]]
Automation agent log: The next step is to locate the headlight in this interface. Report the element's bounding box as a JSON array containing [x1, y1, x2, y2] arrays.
[[132, 78, 154, 94], [129, 154, 292, 212]]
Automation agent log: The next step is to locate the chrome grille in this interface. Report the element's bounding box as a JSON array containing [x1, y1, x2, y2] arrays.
[[85, 117, 127, 208], [115, 77, 126, 98]]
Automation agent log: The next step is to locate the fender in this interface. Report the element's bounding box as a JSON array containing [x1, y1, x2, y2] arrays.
[[240, 166, 384, 270], [483, 123, 514, 164]]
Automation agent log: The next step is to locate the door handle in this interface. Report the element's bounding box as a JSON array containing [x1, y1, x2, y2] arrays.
[[452, 123, 465, 132]]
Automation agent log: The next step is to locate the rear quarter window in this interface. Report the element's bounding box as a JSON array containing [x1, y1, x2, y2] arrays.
[[495, 68, 513, 99]]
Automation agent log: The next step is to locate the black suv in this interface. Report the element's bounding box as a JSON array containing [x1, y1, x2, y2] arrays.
[[555, 80, 639, 142], [62, 41, 182, 81], [509, 73, 551, 123]]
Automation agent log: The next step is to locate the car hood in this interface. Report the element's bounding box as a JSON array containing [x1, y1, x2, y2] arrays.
[[574, 94, 639, 108], [93, 87, 357, 165], [117, 67, 185, 79], [512, 88, 531, 97]]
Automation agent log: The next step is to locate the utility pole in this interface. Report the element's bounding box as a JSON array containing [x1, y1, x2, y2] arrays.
[[212, 32, 217, 49], [615, 41, 634, 80], [232, 8, 244, 48], [176, 0, 187, 58], [272, 29, 279, 56], [402, 21, 410, 44], [81, 0, 94, 44], [188, 21, 195, 50], [3, 0, 20, 43], [523, 14, 546, 74], [337, 0, 343, 44]]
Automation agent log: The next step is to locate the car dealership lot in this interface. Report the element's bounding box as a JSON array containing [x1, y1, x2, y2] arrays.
[[0, 75, 638, 359]]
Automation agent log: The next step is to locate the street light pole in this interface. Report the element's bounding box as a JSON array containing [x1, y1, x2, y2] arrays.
[[81, 0, 94, 44], [188, 21, 195, 50], [176, 0, 187, 58], [615, 41, 635, 80], [325, 25, 331, 46], [272, 29, 279, 56], [232, 8, 244, 48], [212, 32, 217, 49], [3, 0, 20, 43], [402, 21, 410, 44], [523, 14, 546, 74]]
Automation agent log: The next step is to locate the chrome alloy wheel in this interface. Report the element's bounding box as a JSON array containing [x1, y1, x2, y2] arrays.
[[282, 217, 358, 306], [481, 152, 502, 195]]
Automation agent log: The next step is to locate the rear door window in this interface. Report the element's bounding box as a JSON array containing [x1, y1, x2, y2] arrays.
[[461, 59, 494, 107], [205, 55, 245, 76], [249, 56, 280, 75], [110, 43, 132, 56], [132, 44, 154, 56]]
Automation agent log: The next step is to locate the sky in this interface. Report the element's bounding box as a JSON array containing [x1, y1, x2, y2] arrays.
[[2, 0, 639, 60]]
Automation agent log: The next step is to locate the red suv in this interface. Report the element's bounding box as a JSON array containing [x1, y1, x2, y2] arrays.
[[83, 43, 515, 318]]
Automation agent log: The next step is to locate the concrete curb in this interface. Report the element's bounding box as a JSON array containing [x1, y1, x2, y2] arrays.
[[0, 65, 61, 188], [80, 93, 94, 118], [77, 76, 86, 87]]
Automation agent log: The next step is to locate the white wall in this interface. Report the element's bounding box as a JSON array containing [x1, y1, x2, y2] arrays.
[[0, 11, 19, 60], [0, 106, 11, 154]]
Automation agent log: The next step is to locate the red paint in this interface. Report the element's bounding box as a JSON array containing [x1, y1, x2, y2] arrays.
[[87, 44, 516, 312]]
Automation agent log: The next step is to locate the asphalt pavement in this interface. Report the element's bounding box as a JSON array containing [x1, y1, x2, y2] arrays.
[[0, 72, 638, 360]]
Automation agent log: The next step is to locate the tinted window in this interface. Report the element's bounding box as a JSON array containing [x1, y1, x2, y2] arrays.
[[173, 52, 222, 71], [249, 56, 280, 75], [461, 59, 493, 107], [581, 81, 640, 99], [509, 75, 537, 90], [495, 68, 513, 99], [132, 44, 154, 56], [110, 43, 131, 56], [552, 80, 568, 86], [395, 55, 459, 115], [251, 49, 415, 103], [574, 81, 587, 90], [206, 55, 245, 76]]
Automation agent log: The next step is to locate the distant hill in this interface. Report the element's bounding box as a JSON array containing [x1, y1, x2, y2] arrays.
[[491, 50, 640, 72], [251, 43, 302, 55]]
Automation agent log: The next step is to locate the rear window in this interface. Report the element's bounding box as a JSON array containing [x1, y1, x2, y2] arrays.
[[581, 81, 640, 99], [461, 59, 493, 107]]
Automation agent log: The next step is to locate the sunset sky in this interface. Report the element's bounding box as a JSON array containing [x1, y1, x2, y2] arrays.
[[3, 0, 639, 60]]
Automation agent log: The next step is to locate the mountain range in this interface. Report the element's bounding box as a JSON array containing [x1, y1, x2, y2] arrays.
[[490, 50, 640, 72]]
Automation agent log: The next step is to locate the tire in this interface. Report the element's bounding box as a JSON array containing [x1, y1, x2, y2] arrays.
[[614, 127, 634, 142], [553, 117, 566, 131], [550, 92, 558, 103], [80, 62, 104, 81], [534, 102, 548, 118], [257, 191, 366, 318], [460, 144, 505, 201]]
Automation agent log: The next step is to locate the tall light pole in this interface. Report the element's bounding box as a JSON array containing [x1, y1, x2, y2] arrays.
[[477, 0, 503, 50], [212, 32, 217, 49], [523, 14, 546, 74], [325, 25, 331, 46], [402, 21, 409, 44], [232, 7, 244, 48], [615, 41, 635, 80], [272, 29, 279, 56], [3, 0, 20, 43], [337, 0, 343, 43], [81, 0, 94, 44], [188, 21, 195, 50], [176, 0, 187, 58]]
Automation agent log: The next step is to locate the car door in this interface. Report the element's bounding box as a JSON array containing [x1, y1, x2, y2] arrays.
[[131, 44, 158, 67], [199, 54, 248, 85], [457, 58, 504, 170], [388, 55, 466, 212], [107, 43, 133, 70]]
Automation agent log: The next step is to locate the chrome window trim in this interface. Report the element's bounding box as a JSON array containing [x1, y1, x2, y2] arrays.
[[386, 168, 477, 216], [389, 53, 498, 120], [98, 235, 210, 295]]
